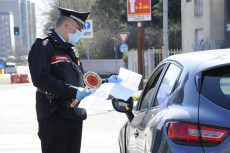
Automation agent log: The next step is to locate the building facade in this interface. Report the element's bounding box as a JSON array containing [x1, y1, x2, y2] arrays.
[[0, 12, 15, 57], [31, 3, 36, 43], [182, 0, 225, 52], [20, 0, 29, 55], [0, 0, 36, 57]]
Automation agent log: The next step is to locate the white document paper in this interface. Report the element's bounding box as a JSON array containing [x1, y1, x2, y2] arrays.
[[78, 83, 114, 111], [110, 68, 142, 101]]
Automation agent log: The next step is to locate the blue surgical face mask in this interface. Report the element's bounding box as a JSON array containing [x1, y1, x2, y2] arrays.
[[67, 23, 82, 44], [68, 30, 82, 44]]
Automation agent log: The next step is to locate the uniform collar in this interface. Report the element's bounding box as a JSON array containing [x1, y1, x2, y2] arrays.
[[57, 33, 66, 42], [48, 28, 74, 51], [48, 28, 65, 44]]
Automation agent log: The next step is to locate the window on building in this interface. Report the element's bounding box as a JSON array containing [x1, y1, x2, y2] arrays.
[[196, 29, 204, 43], [195, 29, 204, 51], [194, 0, 203, 16]]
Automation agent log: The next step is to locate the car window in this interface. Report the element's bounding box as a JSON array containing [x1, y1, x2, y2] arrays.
[[6, 65, 15, 68], [220, 76, 230, 96], [154, 64, 181, 106], [201, 65, 230, 109], [139, 65, 165, 110]]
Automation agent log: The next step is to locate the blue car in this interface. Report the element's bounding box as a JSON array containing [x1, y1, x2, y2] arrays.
[[112, 49, 230, 153]]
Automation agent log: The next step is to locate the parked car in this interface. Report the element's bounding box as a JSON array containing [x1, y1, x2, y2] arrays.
[[112, 49, 230, 153], [7, 56, 16, 61], [5, 63, 17, 74]]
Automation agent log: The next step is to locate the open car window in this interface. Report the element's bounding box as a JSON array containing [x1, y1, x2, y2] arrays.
[[139, 64, 165, 110], [153, 64, 182, 106]]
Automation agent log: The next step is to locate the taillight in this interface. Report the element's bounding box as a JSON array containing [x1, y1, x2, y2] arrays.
[[167, 122, 200, 141], [201, 126, 228, 142], [167, 121, 229, 143]]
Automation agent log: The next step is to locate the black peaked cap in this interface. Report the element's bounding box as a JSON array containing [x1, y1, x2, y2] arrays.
[[58, 7, 90, 29]]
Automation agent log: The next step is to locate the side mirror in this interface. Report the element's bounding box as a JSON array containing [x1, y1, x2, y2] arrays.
[[112, 97, 134, 122]]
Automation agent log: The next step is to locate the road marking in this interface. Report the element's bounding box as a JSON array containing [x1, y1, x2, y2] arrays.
[[1, 108, 22, 116]]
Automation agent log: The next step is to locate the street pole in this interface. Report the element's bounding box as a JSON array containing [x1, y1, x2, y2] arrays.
[[59, 0, 60, 7], [114, 44, 118, 73], [141, 21, 145, 80], [224, 0, 227, 48], [224, 0, 230, 48], [163, 0, 169, 59], [87, 39, 89, 60], [138, 22, 144, 90]]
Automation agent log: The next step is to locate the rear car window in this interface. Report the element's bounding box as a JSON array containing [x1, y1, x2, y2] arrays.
[[201, 65, 230, 109], [6, 65, 15, 68]]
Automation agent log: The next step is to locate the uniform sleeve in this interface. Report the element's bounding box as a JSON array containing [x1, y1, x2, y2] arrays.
[[28, 39, 77, 99]]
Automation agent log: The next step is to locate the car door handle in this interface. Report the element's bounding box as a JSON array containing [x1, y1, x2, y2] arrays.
[[134, 131, 139, 138]]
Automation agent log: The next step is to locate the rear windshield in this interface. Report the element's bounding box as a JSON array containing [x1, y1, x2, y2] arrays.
[[6, 65, 15, 68], [201, 65, 230, 109]]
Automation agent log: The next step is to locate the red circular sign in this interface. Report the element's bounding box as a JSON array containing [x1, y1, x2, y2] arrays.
[[87, 75, 99, 86]]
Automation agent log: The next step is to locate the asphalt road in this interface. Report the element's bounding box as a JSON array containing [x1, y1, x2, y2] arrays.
[[0, 83, 128, 153]]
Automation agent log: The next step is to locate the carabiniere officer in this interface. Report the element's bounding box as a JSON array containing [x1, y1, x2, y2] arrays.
[[28, 7, 121, 153]]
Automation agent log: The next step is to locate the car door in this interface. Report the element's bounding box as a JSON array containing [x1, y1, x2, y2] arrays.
[[143, 63, 182, 153], [126, 62, 182, 153], [126, 64, 167, 153]]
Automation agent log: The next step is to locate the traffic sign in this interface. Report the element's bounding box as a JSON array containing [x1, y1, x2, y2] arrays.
[[83, 22, 91, 30], [0, 62, 5, 70], [82, 20, 93, 38], [127, 0, 151, 22], [115, 52, 118, 59], [118, 32, 130, 44], [120, 44, 128, 53]]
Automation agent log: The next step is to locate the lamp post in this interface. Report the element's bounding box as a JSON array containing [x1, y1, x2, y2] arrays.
[[163, 0, 169, 59], [224, 0, 230, 48]]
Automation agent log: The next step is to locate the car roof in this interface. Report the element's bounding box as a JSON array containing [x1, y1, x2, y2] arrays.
[[164, 49, 230, 73], [6, 63, 16, 65]]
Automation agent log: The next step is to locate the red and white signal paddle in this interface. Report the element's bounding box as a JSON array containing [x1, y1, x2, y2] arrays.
[[70, 71, 102, 108]]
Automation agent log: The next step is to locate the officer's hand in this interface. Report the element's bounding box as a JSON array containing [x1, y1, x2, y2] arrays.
[[76, 88, 92, 101], [108, 75, 122, 83]]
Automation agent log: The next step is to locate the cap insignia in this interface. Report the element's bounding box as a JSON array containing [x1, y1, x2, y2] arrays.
[[70, 15, 84, 25]]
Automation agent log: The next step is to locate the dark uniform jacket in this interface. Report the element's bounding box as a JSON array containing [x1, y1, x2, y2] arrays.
[[28, 28, 84, 121]]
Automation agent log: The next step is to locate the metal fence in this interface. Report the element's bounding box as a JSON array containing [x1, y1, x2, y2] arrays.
[[128, 49, 182, 78], [169, 49, 182, 56]]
